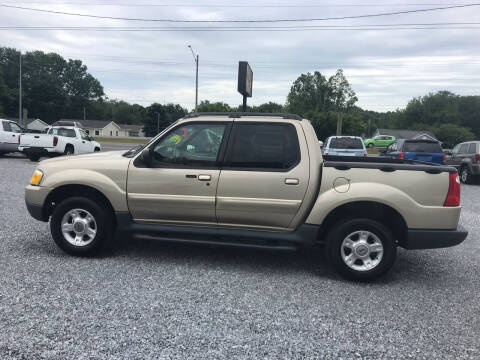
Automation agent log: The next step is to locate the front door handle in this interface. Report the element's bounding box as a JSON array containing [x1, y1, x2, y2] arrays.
[[285, 178, 299, 185], [198, 174, 211, 181]]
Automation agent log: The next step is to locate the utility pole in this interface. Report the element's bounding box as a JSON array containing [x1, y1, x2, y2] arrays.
[[19, 51, 22, 126], [188, 45, 199, 112], [336, 112, 343, 136]]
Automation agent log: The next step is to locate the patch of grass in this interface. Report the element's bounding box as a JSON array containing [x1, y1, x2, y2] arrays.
[[94, 137, 150, 144], [367, 147, 381, 155]]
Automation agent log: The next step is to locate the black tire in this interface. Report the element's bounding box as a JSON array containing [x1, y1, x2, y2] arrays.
[[367, 143, 374, 148], [94, 147, 101, 152], [50, 197, 114, 256], [64, 145, 74, 155], [325, 218, 397, 281], [27, 154, 40, 162], [460, 166, 472, 184]]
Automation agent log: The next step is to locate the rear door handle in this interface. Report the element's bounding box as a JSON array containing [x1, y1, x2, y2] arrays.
[[285, 178, 299, 185], [198, 174, 211, 181]]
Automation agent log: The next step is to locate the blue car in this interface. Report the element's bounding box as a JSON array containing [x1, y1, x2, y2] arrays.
[[381, 139, 444, 164]]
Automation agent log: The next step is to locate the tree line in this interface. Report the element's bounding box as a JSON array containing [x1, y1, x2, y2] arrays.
[[1, 46, 478, 146]]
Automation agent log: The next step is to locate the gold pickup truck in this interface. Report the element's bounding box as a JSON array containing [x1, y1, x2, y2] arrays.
[[25, 113, 467, 280]]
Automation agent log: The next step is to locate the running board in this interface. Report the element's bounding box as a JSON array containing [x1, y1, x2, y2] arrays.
[[133, 233, 298, 251]]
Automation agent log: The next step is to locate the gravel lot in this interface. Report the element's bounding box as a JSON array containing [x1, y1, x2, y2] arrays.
[[1, 155, 479, 359]]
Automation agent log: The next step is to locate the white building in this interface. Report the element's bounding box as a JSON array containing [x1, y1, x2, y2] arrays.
[[59, 119, 145, 137]]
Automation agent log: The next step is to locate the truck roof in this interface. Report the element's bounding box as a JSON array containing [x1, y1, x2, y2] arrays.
[[183, 112, 302, 121]]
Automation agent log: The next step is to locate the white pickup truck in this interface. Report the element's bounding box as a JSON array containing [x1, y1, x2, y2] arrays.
[[19, 126, 101, 161]]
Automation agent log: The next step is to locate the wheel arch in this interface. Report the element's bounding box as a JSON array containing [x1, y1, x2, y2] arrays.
[[317, 201, 408, 247], [42, 184, 116, 223]]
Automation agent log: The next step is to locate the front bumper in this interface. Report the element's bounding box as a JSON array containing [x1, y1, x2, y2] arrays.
[[401, 225, 468, 250], [25, 200, 47, 222], [25, 185, 52, 222]]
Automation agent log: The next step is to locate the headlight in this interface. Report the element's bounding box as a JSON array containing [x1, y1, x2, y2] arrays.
[[30, 169, 44, 186]]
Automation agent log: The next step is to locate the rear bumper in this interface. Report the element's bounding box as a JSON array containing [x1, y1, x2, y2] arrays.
[[401, 225, 468, 249], [19, 147, 55, 154]]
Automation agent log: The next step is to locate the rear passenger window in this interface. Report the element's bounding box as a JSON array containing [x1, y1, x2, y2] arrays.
[[468, 143, 476, 154], [2, 121, 11, 132], [226, 123, 300, 170], [459, 144, 469, 153]]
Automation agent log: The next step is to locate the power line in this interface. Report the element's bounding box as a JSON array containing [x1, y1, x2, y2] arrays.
[[0, 3, 478, 23], [0, 1, 470, 7], [2, 25, 480, 31]]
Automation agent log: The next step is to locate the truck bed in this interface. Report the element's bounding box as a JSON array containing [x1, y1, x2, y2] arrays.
[[323, 155, 456, 174]]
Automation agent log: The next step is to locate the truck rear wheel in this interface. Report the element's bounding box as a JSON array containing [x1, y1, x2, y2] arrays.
[[325, 218, 396, 281], [50, 197, 114, 256], [460, 166, 472, 184], [27, 154, 40, 162]]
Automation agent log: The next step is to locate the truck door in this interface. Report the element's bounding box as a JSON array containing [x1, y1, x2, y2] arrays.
[[127, 121, 231, 225], [216, 121, 309, 230], [78, 129, 95, 153], [1, 121, 22, 152]]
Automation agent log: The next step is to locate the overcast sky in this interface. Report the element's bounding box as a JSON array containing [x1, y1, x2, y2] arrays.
[[1, 1, 479, 112]]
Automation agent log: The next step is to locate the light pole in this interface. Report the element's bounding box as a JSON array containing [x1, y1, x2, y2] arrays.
[[19, 51, 22, 126], [155, 112, 160, 133], [187, 45, 199, 112]]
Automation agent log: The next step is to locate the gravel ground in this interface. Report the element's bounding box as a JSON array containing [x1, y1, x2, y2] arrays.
[[0, 155, 479, 359]]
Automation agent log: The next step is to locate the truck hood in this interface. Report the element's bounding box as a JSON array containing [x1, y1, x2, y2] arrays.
[[39, 150, 126, 165]]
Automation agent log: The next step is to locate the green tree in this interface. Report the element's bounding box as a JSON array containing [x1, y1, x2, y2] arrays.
[[286, 71, 330, 116], [143, 103, 188, 137], [434, 124, 475, 149], [196, 100, 232, 112]]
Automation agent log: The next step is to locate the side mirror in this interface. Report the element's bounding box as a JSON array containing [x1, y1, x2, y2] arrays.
[[88, 136, 94, 141], [139, 147, 152, 166]]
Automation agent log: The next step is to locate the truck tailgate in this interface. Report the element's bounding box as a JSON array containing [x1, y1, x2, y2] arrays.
[[20, 134, 54, 148]]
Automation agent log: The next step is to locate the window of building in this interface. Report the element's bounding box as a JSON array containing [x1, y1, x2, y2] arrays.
[[116, 131, 118, 136], [110, 131, 113, 136], [95, 130, 100, 136]]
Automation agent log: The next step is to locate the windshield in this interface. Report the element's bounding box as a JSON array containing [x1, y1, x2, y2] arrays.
[[329, 137, 364, 149], [404, 141, 442, 153]]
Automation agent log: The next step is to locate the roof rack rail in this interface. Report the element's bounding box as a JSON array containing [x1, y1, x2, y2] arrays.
[[183, 112, 302, 121]]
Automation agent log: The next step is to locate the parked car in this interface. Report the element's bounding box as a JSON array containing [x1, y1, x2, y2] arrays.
[[323, 136, 367, 157], [444, 141, 480, 184], [381, 139, 444, 164], [0, 119, 24, 155], [364, 135, 395, 148], [19, 126, 101, 161], [25, 113, 466, 281]]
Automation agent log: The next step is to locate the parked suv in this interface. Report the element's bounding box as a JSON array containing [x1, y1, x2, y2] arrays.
[[381, 139, 444, 164], [445, 141, 480, 184], [323, 136, 367, 157]]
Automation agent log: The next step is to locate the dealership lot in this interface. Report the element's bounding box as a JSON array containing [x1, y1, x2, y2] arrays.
[[1, 156, 479, 359]]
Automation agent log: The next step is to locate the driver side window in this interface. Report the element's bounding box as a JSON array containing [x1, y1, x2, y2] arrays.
[[152, 123, 227, 167], [79, 129, 90, 141]]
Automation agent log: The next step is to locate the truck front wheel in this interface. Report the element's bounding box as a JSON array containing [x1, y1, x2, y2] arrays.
[[64, 145, 74, 155], [325, 218, 396, 281], [50, 197, 114, 256]]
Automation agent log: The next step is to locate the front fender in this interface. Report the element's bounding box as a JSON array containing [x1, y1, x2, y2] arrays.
[[305, 182, 460, 229], [40, 169, 128, 212]]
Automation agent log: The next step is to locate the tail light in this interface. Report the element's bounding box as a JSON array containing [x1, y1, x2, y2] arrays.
[[443, 152, 446, 163], [399, 152, 405, 159], [475, 154, 480, 164], [364, 152, 368, 157], [18, 135, 21, 144], [323, 152, 328, 156], [53, 136, 58, 146], [444, 172, 460, 207]]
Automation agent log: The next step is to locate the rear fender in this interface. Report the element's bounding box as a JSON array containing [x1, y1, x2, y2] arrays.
[[306, 182, 460, 229]]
